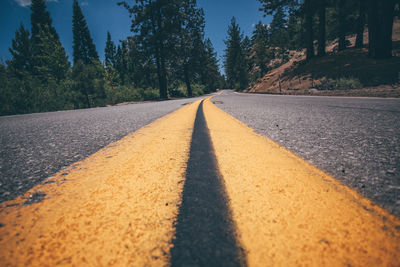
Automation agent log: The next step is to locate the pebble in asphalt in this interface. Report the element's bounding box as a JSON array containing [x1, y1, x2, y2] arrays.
[[213, 90, 400, 218], [0, 98, 201, 204]]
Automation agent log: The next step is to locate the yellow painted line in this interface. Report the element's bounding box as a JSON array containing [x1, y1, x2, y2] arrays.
[[203, 98, 400, 267], [0, 100, 201, 266]]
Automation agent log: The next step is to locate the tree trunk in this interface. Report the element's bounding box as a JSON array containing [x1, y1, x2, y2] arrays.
[[153, 6, 168, 100], [355, 0, 366, 48], [380, 0, 395, 58], [184, 64, 192, 97], [368, 0, 395, 58], [157, 45, 168, 99], [84, 89, 91, 108], [367, 0, 377, 57], [317, 0, 326, 57], [304, 0, 314, 61], [338, 0, 347, 51], [155, 43, 168, 100]]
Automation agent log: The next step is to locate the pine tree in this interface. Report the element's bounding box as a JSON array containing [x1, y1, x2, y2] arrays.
[[286, 7, 303, 50], [251, 21, 271, 79], [33, 25, 69, 82], [5, 25, 35, 114], [337, 0, 347, 51], [317, 0, 326, 56], [30, 0, 58, 44], [30, 0, 69, 81], [119, 0, 182, 99], [259, 0, 298, 15], [224, 17, 249, 90], [304, 0, 315, 60], [175, 0, 206, 96], [115, 42, 129, 84], [104, 31, 116, 70], [71, 60, 103, 108], [201, 39, 221, 92], [355, 0, 366, 48], [242, 36, 252, 76], [258, 0, 312, 58], [367, 0, 396, 58], [72, 0, 99, 65], [125, 36, 156, 89], [71, 0, 105, 108], [7, 24, 32, 78], [269, 6, 287, 49]]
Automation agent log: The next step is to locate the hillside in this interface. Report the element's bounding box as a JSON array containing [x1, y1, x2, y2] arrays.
[[248, 19, 400, 97]]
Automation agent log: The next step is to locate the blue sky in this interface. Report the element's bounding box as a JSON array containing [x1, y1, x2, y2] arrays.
[[0, 0, 272, 70]]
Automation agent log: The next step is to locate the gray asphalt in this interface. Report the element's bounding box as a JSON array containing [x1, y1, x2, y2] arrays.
[[213, 90, 400, 217], [0, 97, 201, 204]]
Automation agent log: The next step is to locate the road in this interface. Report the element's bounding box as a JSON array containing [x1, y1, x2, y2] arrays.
[[213, 90, 400, 217], [0, 92, 399, 266], [0, 97, 200, 203]]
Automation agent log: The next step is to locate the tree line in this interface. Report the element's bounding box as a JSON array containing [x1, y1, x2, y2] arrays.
[[0, 0, 223, 116], [223, 0, 400, 91]]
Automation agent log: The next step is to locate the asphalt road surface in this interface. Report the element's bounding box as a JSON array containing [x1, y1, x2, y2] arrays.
[[0, 97, 200, 203], [1, 96, 399, 266], [213, 90, 400, 217], [1, 90, 400, 218]]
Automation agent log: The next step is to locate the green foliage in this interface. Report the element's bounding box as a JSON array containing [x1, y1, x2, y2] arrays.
[[119, 0, 182, 99], [32, 26, 70, 82], [0, 65, 31, 115], [7, 24, 32, 77], [71, 60, 106, 108], [224, 17, 249, 90], [0, 64, 73, 115], [119, 0, 219, 98], [105, 84, 142, 104], [142, 89, 160, 101], [249, 21, 272, 83], [72, 0, 99, 64], [31, 0, 69, 81], [30, 0, 59, 43], [115, 42, 129, 84], [286, 7, 304, 50], [192, 84, 205, 96], [104, 31, 116, 71], [269, 6, 288, 49], [0, 0, 74, 116], [173, 0, 202, 95], [317, 77, 363, 90], [258, 0, 299, 15], [3, 0, 219, 116], [199, 39, 222, 93], [169, 83, 188, 98]]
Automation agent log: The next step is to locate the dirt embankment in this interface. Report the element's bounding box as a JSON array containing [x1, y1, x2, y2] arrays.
[[248, 19, 400, 97]]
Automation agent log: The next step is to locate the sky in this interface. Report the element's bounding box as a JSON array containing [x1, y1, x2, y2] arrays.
[[0, 0, 272, 71]]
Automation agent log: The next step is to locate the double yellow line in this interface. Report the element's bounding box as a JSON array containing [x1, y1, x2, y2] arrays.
[[0, 98, 399, 266]]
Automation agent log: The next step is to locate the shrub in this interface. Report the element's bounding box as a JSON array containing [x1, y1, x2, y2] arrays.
[[169, 83, 187, 98], [143, 88, 160, 100], [317, 77, 363, 90], [192, 84, 205, 96], [105, 84, 144, 104], [336, 77, 362, 89]]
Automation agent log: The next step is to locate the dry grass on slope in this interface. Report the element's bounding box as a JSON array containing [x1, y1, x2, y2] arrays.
[[249, 19, 400, 97]]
